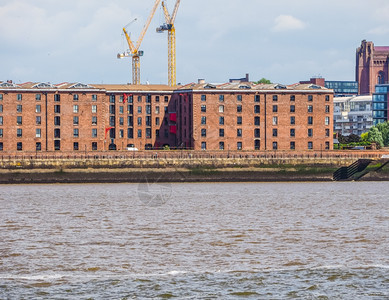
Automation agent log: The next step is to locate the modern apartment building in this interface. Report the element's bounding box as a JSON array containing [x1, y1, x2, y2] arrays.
[[333, 95, 373, 136], [0, 80, 333, 153], [372, 84, 389, 125]]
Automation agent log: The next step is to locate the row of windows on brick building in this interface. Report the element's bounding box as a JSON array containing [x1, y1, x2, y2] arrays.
[[199, 141, 331, 151], [200, 94, 330, 102], [200, 104, 330, 114]]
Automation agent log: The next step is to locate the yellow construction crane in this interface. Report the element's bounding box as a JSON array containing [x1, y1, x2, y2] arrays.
[[117, 0, 161, 85], [156, 0, 181, 87]]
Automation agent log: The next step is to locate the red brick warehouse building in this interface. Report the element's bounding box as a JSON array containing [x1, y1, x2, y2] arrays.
[[356, 40, 389, 95], [0, 80, 333, 153]]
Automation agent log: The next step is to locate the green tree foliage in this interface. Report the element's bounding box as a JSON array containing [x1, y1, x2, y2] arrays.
[[255, 78, 272, 84], [368, 127, 384, 147], [361, 132, 369, 142], [376, 122, 389, 146]]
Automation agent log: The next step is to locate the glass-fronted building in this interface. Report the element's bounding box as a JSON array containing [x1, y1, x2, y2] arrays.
[[372, 84, 389, 125], [325, 81, 358, 96]]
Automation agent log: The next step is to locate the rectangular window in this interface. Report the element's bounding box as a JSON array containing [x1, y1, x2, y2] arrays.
[[308, 95, 313, 101], [54, 116, 60, 126], [308, 116, 313, 125], [325, 128, 330, 137], [36, 142, 41, 151], [0, 142, 3, 151], [92, 116, 97, 125], [201, 95, 206, 101], [155, 129, 160, 137], [35, 105, 41, 113], [146, 128, 151, 139], [0, 94, 2, 101], [110, 105, 115, 114], [17, 104, 22, 113], [272, 116, 278, 125], [92, 94, 97, 101], [254, 116, 260, 125], [17, 142, 22, 151], [290, 95, 295, 101], [119, 106, 124, 114], [146, 116, 151, 126], [201, 142, 206, 150], [0, 104, 2, 113], [54, 129, 60, 138], [290, 105, 295, 113], [325, 95, 330, 101], [219, 105, 224, 113], [155, 96, 160, 102], [273, 142, 278, 150], [308, 105, 313, 113], [290, 141, 295, 150], [146, 94, 151, 103], [73, 94, 79, 101], [254, 128, 260, 138], [254, 95, 260, 102], [201, 128, 207, 137], [92, 142, 97, 151], [290, 116, 295, 125], [273, 95, 278, 101], [54, 94, 60, 102], [0, 116, 2, 126], [36, 116, 41, 125], [138, 95, 142, 102], [110, 116, 115, 126], [128, 128, 134, 139], [73, 116, 79, 125], [201, 105, 206, 112], [137, 117, 142, 126], [219, 129, 224, 137], [17, 94, 22, 101], [17, 128, 22, 137], [237, 95, 242, 101], [325, 105, 330, 113], [201, 116, 206, 125], [0, 128, 3, 138], [219, 116, 224, 125], [155, 117, 160, 126], [290, 129, 295, 137], [325, 116, 330, 126], [237, 129, 242, 137], [138, 106, 142, 114], [138, 129, 142, 138], [146, 105, 151, 114], [73, 128, 79, 138], [219, 142, 225, 150], [308, 128, 313, 137], [17, 116, 22, 125], [325, 141, 330, 150], [127, 116, 133, 126], [36, 94, 41, 101], [128, 95, 133, 103], [119, 95, 123, 103], [73, 142, 79, 150], [273, 105, 278, 113], [164, 96, 169, 102], [155, 106, 160, 114], [254, 105, 260, 113], [308, 142, 313, 150], [219, 95, 224, 102], [273, 129, 278, 137], [237, 105, 242, 113], [237, 142, 242, 150], [36, 128, 41, 138], [73, 105, 79, 113], [110, 95, 115, 103], [92, 129, 97, 138], [92, 105, 97, 113], [237, 116, 242, 125]]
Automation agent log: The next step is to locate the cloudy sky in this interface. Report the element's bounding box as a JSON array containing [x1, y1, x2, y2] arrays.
[[1, 0, 389, 85]]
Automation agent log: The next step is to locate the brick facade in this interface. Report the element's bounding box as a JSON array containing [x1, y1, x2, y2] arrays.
[[0, 81, 333, 153], [356, 40, 389, 95]]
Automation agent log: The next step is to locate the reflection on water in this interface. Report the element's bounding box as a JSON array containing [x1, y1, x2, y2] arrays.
[[0, 182, 388, 299]]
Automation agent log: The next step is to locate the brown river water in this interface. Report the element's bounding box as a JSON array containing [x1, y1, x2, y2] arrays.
[[0, 182, 388, 299]]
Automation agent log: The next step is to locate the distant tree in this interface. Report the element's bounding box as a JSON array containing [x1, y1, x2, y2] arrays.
[[376, 121, 389, 146], [361, 132, 369, 142], [347, 134, 361, 143], [368, 127, 384, 147], [255, 78, 272, 84]]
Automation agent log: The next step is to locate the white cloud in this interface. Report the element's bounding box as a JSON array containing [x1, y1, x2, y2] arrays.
[[272, 15, 306, 32]]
